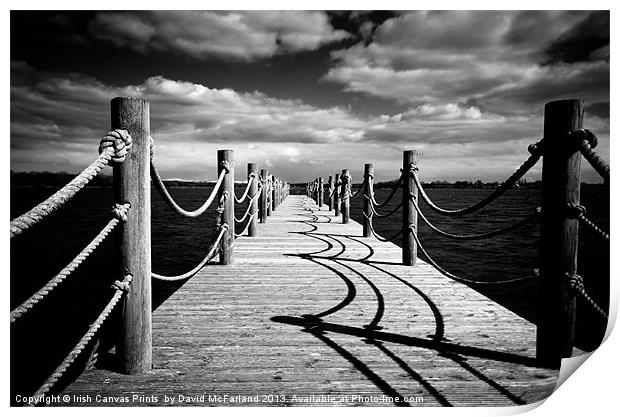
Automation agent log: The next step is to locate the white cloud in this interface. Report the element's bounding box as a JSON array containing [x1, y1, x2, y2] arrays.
[[10, 64, 608, 183], [324, 11, 609, 115], [87, 11, 350, 61]]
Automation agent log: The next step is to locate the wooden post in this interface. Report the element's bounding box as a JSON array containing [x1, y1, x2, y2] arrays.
[[248, 163, 258, 237], [112, 97, 152, 374], [328, 176, 334, 211], [270, 175, 275, 214], [402, 151, 419, 266], [341, 169, 350, 224], [334, 173, 340, 216], [218, 150, 234, 265], [536, 99, 583, 367], [259, 169, 268, 223], [363, 163, 374, 238], [318, 177, 323, 209]]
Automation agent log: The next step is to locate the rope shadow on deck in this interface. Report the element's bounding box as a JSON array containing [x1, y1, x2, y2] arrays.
[[273, 204, 535, 406]]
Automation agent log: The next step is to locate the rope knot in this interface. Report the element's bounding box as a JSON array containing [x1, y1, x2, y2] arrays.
[[566, 202, 586, 218], [220, 223, 229, 231], [99, 129, 133, 164], [220, 161, 230, 173], [566, 273, 584, 294], [111, 203, 131, 222], [365, 172, 374, 180], [112, 274, 132, 292], [570, 128, 597, 148], [528, 140, 544, 156], [149, 136, 154, 160]]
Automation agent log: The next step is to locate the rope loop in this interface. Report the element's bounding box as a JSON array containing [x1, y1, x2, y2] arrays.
[[220, 160, 231, 173], [528, 140, 544, 156], [111, 274, 133, 292], [570, 128, 597, 148], [566, 202, 586, 218], [111, 202, 131, 222], [567, 273, 585, 294], [400, 163, 418, 177], [98, 129, 133, 164], [365, 171, 374, 180]]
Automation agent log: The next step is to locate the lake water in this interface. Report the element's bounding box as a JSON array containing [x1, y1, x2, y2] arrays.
[[10, 184, 609, 399]]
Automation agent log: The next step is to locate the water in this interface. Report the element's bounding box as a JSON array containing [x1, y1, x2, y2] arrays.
[[10, 184, 609, 399]]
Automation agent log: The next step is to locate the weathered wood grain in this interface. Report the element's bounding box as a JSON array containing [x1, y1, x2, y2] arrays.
[[111, 97, 152, 374], [59, 195, 559, 407]]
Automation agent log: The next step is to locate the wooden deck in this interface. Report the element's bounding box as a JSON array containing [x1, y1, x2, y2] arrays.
[[59, 195, 559, 406]]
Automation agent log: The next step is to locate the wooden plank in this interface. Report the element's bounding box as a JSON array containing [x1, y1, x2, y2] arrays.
[[58, 195, 559, 407]]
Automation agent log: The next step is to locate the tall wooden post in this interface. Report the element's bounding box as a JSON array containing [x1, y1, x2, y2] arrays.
[[112, 97, 152, 374], [536, 99, 583, 367], [334, 173, 340, 216], [259, 169, 268, 223], [341, 169, 350, 224], [328, 176, 334, 211], [402, 151, 419, 266], [318, 177, 324, 209], [218, 150, 234, 265], [248, 163, 258, 237], [270, 175, 276, 213], [363, 163, 374, 238]]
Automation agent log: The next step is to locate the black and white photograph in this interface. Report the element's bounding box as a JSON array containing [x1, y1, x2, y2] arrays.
[[8, 6, 612, 409]]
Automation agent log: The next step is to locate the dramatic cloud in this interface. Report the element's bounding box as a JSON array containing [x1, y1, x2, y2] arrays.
[[11, 62, 608, 183], [87, 11, 350, 61], [325, 11, 609, 115]]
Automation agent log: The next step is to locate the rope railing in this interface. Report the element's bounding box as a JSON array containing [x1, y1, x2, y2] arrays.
[[411, 196, 541, 241], [567, 273, 608, 320], [10, 203, 131, 323], [234, 212, 258, 238], [411, 230, 535, 285], [566, 203, 609, 241], [234, 192, 260, 223], [368, 175, 403, 208], [151, 161, 227, 218], [10, 129, 132, 239], [362, 212, 404, 242], [29, 274, 133, 401], [571, 129, 610, 182], [151, 225, 228, 281], [412, 140, 543, 217], [234, 174, 256, 203], [368, 199, 403, 218], [348, 177, 368, 200]]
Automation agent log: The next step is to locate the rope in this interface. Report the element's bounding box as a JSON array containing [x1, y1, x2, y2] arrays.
[[10, 135, 130, 239], [412, 231, 535, 285], [413, 140, 543, 217], [368, 200, 403, 218], [571, 129, 610, 182], [567, 273, 608, 320], [10, 203, 131, 323], [349, 177, 368, 199], [234, 192, 260, 223], [151, 225, 228, 281], [566, 203, 609, 241], [234, 174, 256, 203], [412, 196, 541, 240], [151, 162, 226, 218], [234, 212, 258, 238], [362, 213, 404, 242], [368, 175, 404, 208], [29, 274, 133, 401]]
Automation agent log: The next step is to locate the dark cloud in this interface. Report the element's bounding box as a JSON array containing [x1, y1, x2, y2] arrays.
[[544, 11, 609, 64]]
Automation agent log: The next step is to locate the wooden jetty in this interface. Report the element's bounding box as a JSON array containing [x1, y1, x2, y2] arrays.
[[58, 195, 558, 406], [10, 97, 609, 407]]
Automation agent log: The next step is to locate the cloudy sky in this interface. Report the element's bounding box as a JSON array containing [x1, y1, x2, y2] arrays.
[[10, 10, 609, 182]]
